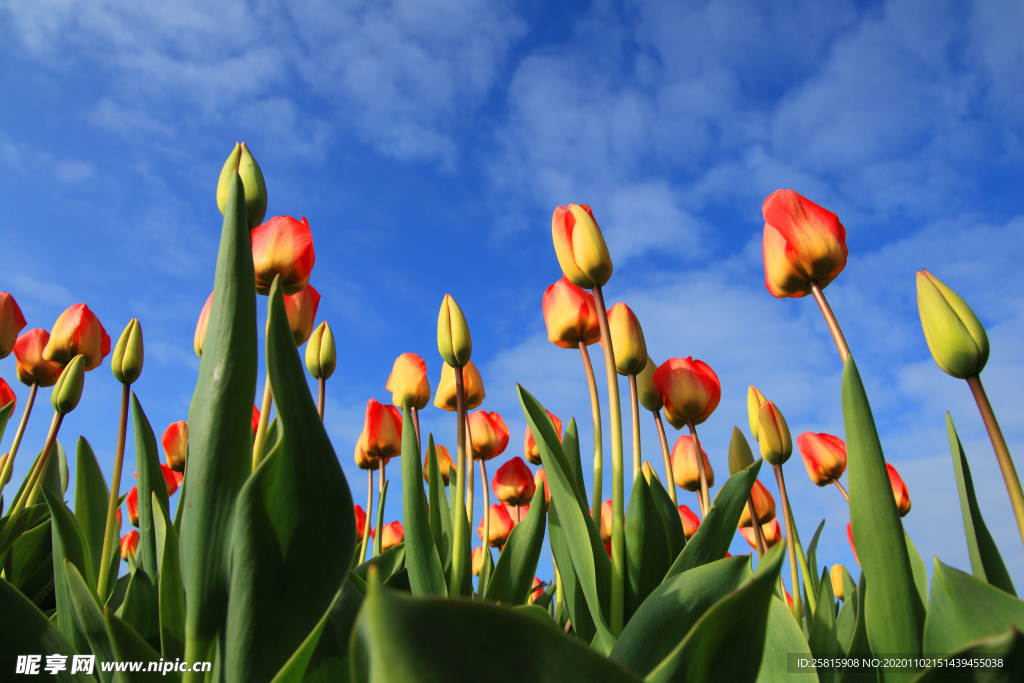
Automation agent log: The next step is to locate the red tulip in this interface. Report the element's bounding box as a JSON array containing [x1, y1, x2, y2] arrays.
[[116, 508, 122, 531], [194, 292, 213, 357], [535, 468, 551, 506], [126, 486, 139, 527], [386, 353, 431, 411], [739, 518, 783, 550], [283, 284, 321, 345], [504, 502, 530, 524], [14, 329, 62, 387], [354, 505, 368, 541], [252, 405, 261, 433], [0, 292, 26, 358], [738, 479, 776, 527], [797, 432, 847, 486], [161, 420, 188, 472], [524, 410, 562, 465], [887, 463, 911, 517], [251, 215, 316, 296], [120, 530, 140, 560], [43, 303, 110, 370], [671, 434, 714, 491], [847, 522, 859, 565], [359, 399, 402, 461], [761, 189, 847, 298], [370, 521, 404, 550], [677, 504, 701, 540], [784, 588, 794, 611], [469, 411, 510, 461], [653, 357, 721, 428], [528, 577, 545, 604], [491, 457, 536, 506], [596, 499, 614, 543], [541, 277, 601, 349], [478, 504, 515, 547], [604, 540, 612, 558], [422, 444, 455, 485], [472, 546, 487, 576], [160, 464, 183, 496], [0, 379, 15, 412]]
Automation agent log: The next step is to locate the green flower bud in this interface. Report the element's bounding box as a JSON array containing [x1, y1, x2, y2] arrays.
[[916, 269, 989, 379], [52, 354, 86, 414], [437, 294, 471, 367], [636, 355, 663, 411], [728, 426, 755, 475], [747, 386, 767, 441], [305, 321, 337, 380], [758, 401, 792, 466], [217, 142, 267, 229], [111, 318, 143, 384]]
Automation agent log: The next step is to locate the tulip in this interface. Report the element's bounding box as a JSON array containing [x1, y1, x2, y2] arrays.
[[551, 204, 613, 288], [653, 357, 721, 428], [671, 434, 714, 492], [728, 426, 755, 476], [111, 318, 144, 385], [0, 379, 15, 412], [528, 577, 545, 604], [386, 353, 430, 410], [126, 486, 139, 527], [737, 479, 776, 527], [784, 588, 795, 612], [847, 522, 859, 565], [370, 521, 404, 551], [116, 508, 122, 531], [491, 457, 535, 507], [641, 461, 660, 487], [761, 189, 847, 298], [217, 142, 267, 229], [251, 216, 316, 296], [916, 269, 989, 379], [354, 439, 387, 471], [120, 530, 140, 560], [542, 277, 601, 349], [0, 292, 26, 358], [305, 321, 337, 381], [283, 284, 320, 346], [887, 463, 911, 517], [51, 354, 85, 414], [747, 386, 768, 441], [757, 401, 792, 466], [596, 499, 614, 543], [797, 432, 847, 487], [478, 504, 515, 547], [43, 304, 110, 370], [831, 565, 845, 601], [359, 399, 402, 461], [505, 502, 530, 522], [354, 505, 368, 541], [740, 518, 783, 550], [251, 405, 260, 433], [636, 355, 662, 412], [437, 294, 472, 368], [162, 420, 188, 472], [194, 293, 213, 358], [472, 546, 487, 576], [606, 303, 648, 376], [677, 504, 701, 540], [14, 329, 62, 387], [160, 464, 183, 497], [469, 411, 509, 461], [524, 410, 562, 466], [536, 468, 551, 506], [422, 444, 455, 485], [434, 360, 485, 411]]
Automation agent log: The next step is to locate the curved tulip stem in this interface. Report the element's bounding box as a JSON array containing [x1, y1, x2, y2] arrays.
[[317, 378, 325, 421], [833, 478, 850, 504], [0, 410, 63, 552], [252, 377, 274, 471], [967, 375, 1024, 549], [450, 365, 469, 597], [479, 458, 491, 594], [809, 281, 850, 363], [686, 421, 710, 517], [578, 340, 603, 524], [747, 496, 766, 559], [591, 284, 624, 636], [515, 505, 521, 524], [359, 469, 373, 565], [96, 383, 131, 600], [466, 419, 475, 523], [628, 374, 641, 481], [412, 407, 422, 456], [773, 463, 804, 622], [653, 410, 676, 505], [0, 382, 38, 495]]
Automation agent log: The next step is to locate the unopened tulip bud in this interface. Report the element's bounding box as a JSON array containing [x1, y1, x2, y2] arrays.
[[728, 427, 755, 476], [126, 486, 139, 527], [372, 521, 404, 550], [738, 479, 776, 527], [542, 277, 601, 349], [677, 504, 700, 540], [761, 189, 848, 298], [831, 565, 845, 600], [162, 420, 188, 472], [596, 499, 614, 543], [43, 304, 110, 370], [14, 329, 62, 387], [757, 401, 792, 466], [472, 546, 486, 576], [283, 284, 320, 346], [916, 269, 989, 379], [111, 318, 144, 385], [747, 386, 767, 441], [434, 361, 485, 411], [0, 380, 15, 412], [469, 411, 509, 460], [641, 461, 660, 486], [739, 518, 782, 550], [524, 410, 562, 465], [359, 399, 402, 461], [0, 293, 27, 358], [194, 293, 213, 358], [354, 505, 368, 541], [120, 530, 140, 560], [653, 357, 721, 428], [636, 356, 663, 411], [354, 439, 379, 471], [305, 321, 337, 381], [217, 142, 267, 229], [671, 434, 714, 491], [51, 354, 85, 414], [606, 303, 648, 376], [536, 468, 551, 506], [252, 216, 316, 296], [797, 432, 847, 486], [492, 456, 536, 506], [155, 463, 183, 497], [423, 444, 455, 485], [478, 504, 515, 547], [437, 294, 472, 368], [386, 353, 429, 410], [887, 463, 911, 516], [551, 204, 613, 288]]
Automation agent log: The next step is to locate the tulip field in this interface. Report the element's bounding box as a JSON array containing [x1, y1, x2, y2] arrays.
[[2, 143, 1024, 682]]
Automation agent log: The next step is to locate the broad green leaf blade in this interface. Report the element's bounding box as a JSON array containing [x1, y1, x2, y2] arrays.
[[664, 459, 763, 581], [485, 489, 547, 605], [808, 568, 838, 683], [549, 503, 596, 642], [805, 519, 825, 600], [923, 559, 1024, 654], [648, 473, 685, 563], [0, 502, 49, 559], [354, 543, 406, 584], [105, 572, 131, 612], [349, 572, 640, 683], [224, 275, 356, 682], [625, 472, 671, 622], [839, 573, 873, 683], [65, 559, 116, 682], [910, 628, 1024, 683], [152, 493, 185, 661], [564, 418, 589, 508], [42, 485, 94, 653], [299, 579, 365, 683], [0, 575, 90, 682], [842, 356, 924, 673], [73, 437, 111, 581], [44, 440, 64, 499], [450, 484, 473, 597], [116, 563, 161, 653], [132, 394, 169, 582], [946, 414, 1016, 596], [611, 555, 750, 677], [7, 517, 52, 605], [104, 608, 183, 682], [172, 465, 185, 538], [400, 405, 446, 597], [645, 544, 787, 683], [181, 172, 258, 655], [426, 434, 453, 588], [756, 597, 817, 683], [904, 531, 928, 612], [268, 585, 343, 683]]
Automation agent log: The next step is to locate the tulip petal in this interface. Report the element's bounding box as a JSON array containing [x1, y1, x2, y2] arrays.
[[762, 189, 847, 290]]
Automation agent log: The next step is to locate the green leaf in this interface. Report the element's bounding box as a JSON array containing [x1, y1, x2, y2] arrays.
[[0, 399, 13, 447], [563, 418, 589, 509], [44, 440, 64, 499], [180, 171, 259, 655], [104, 608, 183, 681], [132, 394, 170, 582], [224, 275, 356, 682], [647, 473, 686, 563], [910, 628, 1024, 683], [842, 356, 924, 671], [808, 568, 838, 683], [805, 519, 825, 600], [298, 580, 364, 683], [549, 503, 596, 642], [839, 573, 873, 683], [664, 459, 763, 581], [645, 544, 787, 683], [116, 561, 161, 652], [426, 434, 454, 588], [41, 485, 94, 653], [923, 559, 1024, 654], [399, 405, 446, 597], [268, 584, 345, 683], [172, 463, 186, 538], [65, 559, 116, 682], [448, 478, 473, 598], [56, 439, 69, 495], [756, 597, 818, 683], [7, 517, 52, 605], [354, 543, 406, 584], [485, 489, 547, 605], [946, 414, 1016, 596], [105, 572, 131, 612], [904, 531, 928, 612], [624, 472, 671, 622], [152, 493, 185, 661], [610, 555, 750, 677], [73, 437, 111, 582], [0, 502, 49, 559], [374, 479, 388, 558]]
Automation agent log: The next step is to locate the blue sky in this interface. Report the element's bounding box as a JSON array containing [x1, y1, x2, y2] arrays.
[[3, 0, 1024, 588]]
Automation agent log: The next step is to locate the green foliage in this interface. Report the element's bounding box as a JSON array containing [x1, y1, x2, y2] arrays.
[[923, 560, 1024, 654], [485, 486, 547, 605], [400, 405, 447, 597], [624, 472, 671, 621]]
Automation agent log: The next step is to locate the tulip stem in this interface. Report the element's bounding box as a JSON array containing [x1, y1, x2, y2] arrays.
[[773, 463, 804, 622], [24, 411, 66, 508], [834, 479, 850, 503], [591, 284, 624, 636], [97, 383, 131, 601], [966, 375, 1024, 549], [628, 375, 641, 482], [466, 420, 475, 524], [809, 281, 850, 363], [412, 408, 422, 456], [252, 377, 274, 471], [0, 382, 37, 496], [686, 421, 710, 517], [359, 469, 373, 565], [479, 458, 491, 595], [747, 496, 766, 559], [578, 340, 603, 524], [653, 410, 676, 505], [317, 378, 325, 421], [0, 411, 62, 553], [451, 365, 469, 598]]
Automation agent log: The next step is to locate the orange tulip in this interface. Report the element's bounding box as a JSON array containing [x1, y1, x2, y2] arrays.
[[132, 463, 183, 497], [653, 357, 721, 428], [478, 503, 515, 547], [359, 399, 402, 461], [535, 468, 551, 506], [784, 588, 794, 612], [528, 577, 545, 604], [162, 420, 188, 472], [0, 292, 26, 358], [194, 292, 213, 357], [761, 189, 847, 298], [14, 329, 62, 387], [797, 432, 847, 486], [887, 463, 911, 516], [469, 411, 509, 461], [606, 302, 648, 376], [354, 505, 368, 541], [370, 521, 404, 550], [251, 405, 260, 433], [738, 479, 776, 527], [0, 379, 15, 412], [524, 410, 562, 465], [434, 360, 485, 411], [386, 353, 431, 411], [251, 215, 316, 296], [739, 518, 783, 550], [677, 504, 701, 540], [126, 486, 139, 527], [283, 284, 320, 345], [422, 444, 455, 485], [541, 277, 601, 349], [505, 502, 530, 524], [847, 522, 858, 565], [472, 546, 487, 576], [551, 204, 613, 288], [120, 530, 140, 560], [116, 508, 122, 531], [492, 457, 535, 506], [671, 434, 714, 491], [596, 499, 614, 543], [354, 439, 381, 471], [43, 303, 110, 370]]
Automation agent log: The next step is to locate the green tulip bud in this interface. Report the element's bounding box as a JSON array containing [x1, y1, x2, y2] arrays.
[[728, 426, 755, 475], [916, 269, 989, 379], [758, 401, 792, 466], [111, 318, 144, 384], [747, 386, 767, 442], [217, 142, 267, 229], [305, 321, 337, 381], [636, 355, 663, 411], [52, 354, 86, 414], [437, 294, 472, 367]]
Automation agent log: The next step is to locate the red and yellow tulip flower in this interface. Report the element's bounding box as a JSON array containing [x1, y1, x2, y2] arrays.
[[251, 405, 261, 433], [472, 546, 487, 576], [251, 215, 316, 296], [524, 410, 562, 466], [740, 518, 783, 550], [653, 357, 721, 428], [434, 360, 485, 411], [386, 353, 431, 411], [469, 411, 509, 461], [797, 432, 847, 486], [132, 463, 182, 496], [831, 565, 846, 600], [354, 439, 384, 471], [535, 468, 551, 506], [370, 521, 404, 551], [761, 189, 847, 298], [14, 329, 62, 387], [43, 303, 110, 370], [0, 292, 26, 359], [887, 463, 912, 516], [677, 504, 701, 540], [126, 486, 139, 527], [283, 284, 321, 346], [422, 444, 455, 484], [0, 379, 15, 412], [542, 277, 601, 349], [491, 457, 536, 506], [528, 577, 545, 604], [597, 499, 614, 543], [478, 504, 514, 547], [606, 302, 648, 376], [354, 505, 368, 541], [757, 401, 793, 466], [551, 204, 613, 288], [359, 399, 402, 461], [737, 479, 776, 527], [194, 293, 213, 358], [747, 386, 768, 441], [120, 530, 140, 560], [162, 420, 188, 472], [671, 434, 714, 492]]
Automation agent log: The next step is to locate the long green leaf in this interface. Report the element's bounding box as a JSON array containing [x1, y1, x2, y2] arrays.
[[911, 628, 1024, 683], [0, 575, 89, 681], [808, 568, 838, 683], [549, 503, 596, 642], [152, 492, 185, 661], [7, 517, 52, 605], [65, 559, 116, 682], [104, 608, 183, 682], [42, 485, 93, 653], [805, 519, 825, 600], [648, 474, 685, 563], [904, 531, 928, 611], [426, 434, 454, 588], [267, 584, 342, 683], [485, 488, 547, 605], [374, 479, 388, 558], [132, 394, 169, 582], [563, 418, 589, 509], [400, 405, 446, 597], [757, 597, 818, 683], [839, 573, 873, 683], [298, 579, 365, 683], [625, 472, 671, 622], [354, 543, 406, 584], [116, 562, 161, 652], [923, 559, 1024, 654]]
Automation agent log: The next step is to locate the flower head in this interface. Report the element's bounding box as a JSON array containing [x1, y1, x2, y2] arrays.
[[469, 410, 509, 461], [434, 361, 485, 411], [761, 189, 847, 298], [386, 353, 431, 410], [542, 277, 601, 349], [43, 304, 110, 370], [251, 216, 315, 296], [0, 292, 27, 359], [797, 432, 847, 486], [524, 410, 562, 466], [551, 204, 613, 288], [671, 434, 714, 491], [653, 357, 721, 428], [14, 329, 62, 387], [492, 457, 536, 506]]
